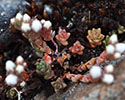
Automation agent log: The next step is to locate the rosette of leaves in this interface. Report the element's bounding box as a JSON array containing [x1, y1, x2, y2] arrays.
[[51, 78, 67, 93], [87, 28, 105, 48], [36, 60, 54, 80], [118, 25, 125, 34], [6, 88, 17, 99]]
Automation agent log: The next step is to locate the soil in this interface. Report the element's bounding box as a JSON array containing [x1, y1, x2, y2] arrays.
[[0, 0, 124, 100]]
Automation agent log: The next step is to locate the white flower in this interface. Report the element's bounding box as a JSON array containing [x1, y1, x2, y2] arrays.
[[21, 23, 31, 32], [31, 19, 42, 32], [115, 43, 125, 53], [43, 21, 52, 29], [109, 34, 118, 44], [114, 52, 121, 59], [102, 74, 114, 84], [41, 19, 46, 24], [10, 18, 15, 24], [5, 74, 18, 85], [90, 65, 102, 79], [23, 62, 27, 67], [6, 60, 16, 72], [16, 56, 24, 64], [16, 65, 24, 74], [16, 13, 23, 21], [20, 81, 26, 87], [106, 44, 115, 54], [23, 14, 31, 22], [105, 64, 114, 73]]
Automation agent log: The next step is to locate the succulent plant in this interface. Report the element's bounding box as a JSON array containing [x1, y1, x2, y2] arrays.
[[118, 25, 125, 34], [51, 78, 67, 93], [36, 59, 54, 80], [66, 72, 92, 83], [56, 29, 71, 46], [10, 13, 53, 52], [87, 28, 105, 48], [69, 41, 85, 55], [36, 60, 48, 73], [6, 88, 17, 99]]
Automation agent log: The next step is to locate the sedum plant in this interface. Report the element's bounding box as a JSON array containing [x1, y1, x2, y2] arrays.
[[66, 34, 125, 84], [55, 29, 71, 46], [69, 41, 85, 56], [9, 12, 125, 93], [11, 13, 53, 53], [87, 28, 105, 48], [5, 56, 28, 87], [51, 78, 67, 93], [36, 59, 54, 80], [118, 25, 125, 34], [6, 88, 17, 99]]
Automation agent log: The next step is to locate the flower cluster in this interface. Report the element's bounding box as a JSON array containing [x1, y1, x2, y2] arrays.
[[69, 41, 85, 55], [87, 28, 105, 48], [90, 65, 114, 84], [106, 34, 125, 60], [10, 13, 53, 51], [5, 56, 28, 87]]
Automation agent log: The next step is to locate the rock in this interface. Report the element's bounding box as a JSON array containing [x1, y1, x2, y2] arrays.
[[33, 90, 47, 100], [0, 0, 25, 52]]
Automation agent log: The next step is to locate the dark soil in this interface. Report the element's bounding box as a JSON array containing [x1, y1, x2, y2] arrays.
[[0, 0, 124, 100]]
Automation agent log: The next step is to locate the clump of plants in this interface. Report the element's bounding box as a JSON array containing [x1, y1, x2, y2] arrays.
[[0, 0, 125, 99], [8, 12, 125, 95]]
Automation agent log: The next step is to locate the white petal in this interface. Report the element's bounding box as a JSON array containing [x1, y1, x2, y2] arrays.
[[41, 19, 46, 24], [21, 23, 31, 32], [90, 65, 102, 79], [10, 18, 15, 24], [5, 74, 18, 85], [43, 21, 52, 29], [102, 74, 114, 84], [16, 56, 24, 64], [6, 60, 16, 72], [106, 45, 115, 54], [20, 81, 26, 87], [23, 14, 31, 22], [114, 52, 121, 59], [115, 43, 125, 53], [109, 34, 118, 44], [31, 19, 42, 32], [16, 13, 23, 21], [105, 64, 114, 73], [16, 65, 24, 74]]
